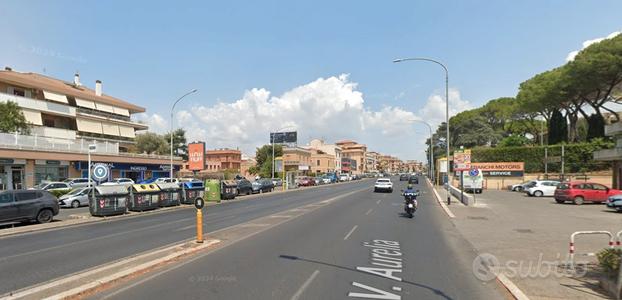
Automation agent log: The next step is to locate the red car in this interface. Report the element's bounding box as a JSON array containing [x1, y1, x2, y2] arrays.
[[298, 177, 316, 187], [554, 182, 622, 205]]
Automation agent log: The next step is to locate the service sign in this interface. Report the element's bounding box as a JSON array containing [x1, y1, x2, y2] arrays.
[[470, 162, 524, 177], [453, 149, 471, 171], [187, 142, 205, 171]]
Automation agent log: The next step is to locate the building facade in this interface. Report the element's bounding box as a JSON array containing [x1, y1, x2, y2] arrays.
[[283, 147, 312, 174], [336, 140, 367, 175], [307, 139, 342, 173], [205, 148, 242, 171], [366, 151, 380, 173], [309, 149, 336, 174], [0, 68, 182, 189]]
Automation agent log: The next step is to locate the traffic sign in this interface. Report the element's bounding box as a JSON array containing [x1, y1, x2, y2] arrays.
[[194, 198, 205, 209], [453, 149, 471, 171], [469, 168, 479, 177], [92, 163, 109, 181]]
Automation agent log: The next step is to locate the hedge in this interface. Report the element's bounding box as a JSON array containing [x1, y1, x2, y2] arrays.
[[471, 139, 614, 173]]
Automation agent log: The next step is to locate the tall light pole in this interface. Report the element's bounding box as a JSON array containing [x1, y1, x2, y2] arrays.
[[409, 119, 434, 183], [170, 89, 198, 179], [271, 126, 295, 179], [394, 57, 451, 205]]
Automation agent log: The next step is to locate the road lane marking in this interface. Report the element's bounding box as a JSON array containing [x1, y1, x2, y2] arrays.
[[348, 282, 400, 299], [348, 239, 404, 299], [290, 270, 320, 300], [343, 225, 358, 240], [173, 225, 195, 232], [376, 199, 381, 204], [269, 215, 293, 218], [238, 223, 270, 227], [365, 209, 373, 216]]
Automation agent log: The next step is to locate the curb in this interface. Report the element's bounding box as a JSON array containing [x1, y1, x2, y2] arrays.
[[425, 178, 455, 218]]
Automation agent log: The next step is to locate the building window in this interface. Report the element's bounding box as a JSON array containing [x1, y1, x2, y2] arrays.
[[12, 88, 25, 97], [317, 160, 320, 166], [35, 166, 68, 184]]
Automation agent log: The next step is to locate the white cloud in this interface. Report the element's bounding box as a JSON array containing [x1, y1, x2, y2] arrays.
[[566, 30, 621, 61], [172, 74, 470, 161], [416, 88, 472, 127], [133, 112, 168, 133]]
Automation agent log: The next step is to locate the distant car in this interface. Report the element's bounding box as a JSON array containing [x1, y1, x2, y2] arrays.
[[606, 195, 622, 212], [58, 187, 93, 208], [399, 174, 409, 181], [0, 190, 59, 223], [252, 179, 274, 193], [510, 181, 534, 192], [236, 179, 253, 196], [321, 176, 332, 184], [408, 176, 419, 185], [314, 177, 326, 185], [63, 178, 92, 188], [299, 177, 316, 187], [271, 178, 283, 187], [339, 174, 349, 182], [554, 182, 622, 205], [374, 178, 393, 193], [525, 180, 560, 197], [101, 178, 135, 186], [32, 182, 72, 192]]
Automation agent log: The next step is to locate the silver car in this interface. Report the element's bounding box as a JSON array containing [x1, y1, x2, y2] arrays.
[[63, 178, 92, 188], [58, 187, 93, 208]]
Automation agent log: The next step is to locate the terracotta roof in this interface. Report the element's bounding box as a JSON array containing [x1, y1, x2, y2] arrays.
[[0, 70, 145, 113]]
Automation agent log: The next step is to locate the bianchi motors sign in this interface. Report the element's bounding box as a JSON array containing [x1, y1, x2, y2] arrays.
[[470, 162, 524, 177]]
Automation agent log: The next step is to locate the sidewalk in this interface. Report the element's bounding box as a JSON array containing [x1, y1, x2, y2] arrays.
[[435, 187, 618, 299]]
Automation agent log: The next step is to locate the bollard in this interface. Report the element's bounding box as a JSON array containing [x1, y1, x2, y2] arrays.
[[196, 208, 203, 243]]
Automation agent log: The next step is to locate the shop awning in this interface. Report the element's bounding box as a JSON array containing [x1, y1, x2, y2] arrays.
[[75, 98, 96, 109], [76, 118, 103, 134], [102, 123, 120, 136], [43, 90, 69, 104], [119, 125, 135, 138], [22, 109, 42, 125]]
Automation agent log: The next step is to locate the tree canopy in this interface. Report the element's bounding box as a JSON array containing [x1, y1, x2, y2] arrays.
[[0, 101, 31, 134]]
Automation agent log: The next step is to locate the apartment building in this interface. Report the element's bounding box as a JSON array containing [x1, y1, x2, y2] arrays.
[[309, 148, 336, 174], [0, 68, 182, 189], [336, 140, 367, 174], [307, 139, 342, 173], [283, 147, 312, 174], [205, 148, 242, 171], [366, 151, 380, 173]]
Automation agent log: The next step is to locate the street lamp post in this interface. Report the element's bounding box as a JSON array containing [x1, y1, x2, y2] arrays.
[[169, 89, 198, 179], [394, 57, 451, 205], [271, 126, 295, 179], [409, 119, 434, 183]]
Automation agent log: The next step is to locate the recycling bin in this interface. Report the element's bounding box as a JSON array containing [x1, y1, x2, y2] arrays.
[[221, 180, 238, 200], [90, 185, 129, 217], [181, 180, 205, 204], [205, 179, 221, 203], [129, 184, 161, 212], [157, 182, 181, 207]]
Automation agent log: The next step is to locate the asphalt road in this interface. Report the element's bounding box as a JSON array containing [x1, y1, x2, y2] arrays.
[[0, 180, 372, 295], [91, 177, 508, 300]]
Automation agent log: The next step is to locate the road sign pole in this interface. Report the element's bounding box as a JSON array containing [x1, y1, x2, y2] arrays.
[[460, 171, 464, 204], [196, 208, 203, 243]]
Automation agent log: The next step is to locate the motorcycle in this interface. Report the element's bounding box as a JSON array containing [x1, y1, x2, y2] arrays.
[[402, 190, 419, 218]]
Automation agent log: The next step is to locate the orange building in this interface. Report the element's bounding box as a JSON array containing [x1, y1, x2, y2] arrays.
[[205, 148, 242, 171], [335, 140, 367, 175], [309, 148, 336, 174]]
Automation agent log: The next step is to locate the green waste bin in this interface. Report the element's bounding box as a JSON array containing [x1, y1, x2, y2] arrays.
[[205, 179, 221, 202]]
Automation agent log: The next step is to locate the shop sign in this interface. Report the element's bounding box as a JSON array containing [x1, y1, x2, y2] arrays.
[[130, 166, 148, 171], [470, 162, 524, 177], [453, 149, 471, 171], [188, 142, 206, 171], [0, 158, 14, 164]]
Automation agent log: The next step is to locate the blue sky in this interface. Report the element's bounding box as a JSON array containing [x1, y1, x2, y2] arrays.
[[1, 1, 621, 161]]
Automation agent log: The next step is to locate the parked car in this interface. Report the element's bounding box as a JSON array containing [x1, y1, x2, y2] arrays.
[[298, 177, 316, 187], [374, 178, 393, 193], [408, 176, 419, 185], [321, 176, 332, 184], [314, 177, 326, 185], [399, 174, 409, 181], [554, 182, 622, 204], [252, 179, 274, 193], [0, 190, 59, 223], [101, 178, 135, 186], [63, 178, 92, 188], [325, 173, 338, 183], [510, 181, 534, 192], [236, 179, 253, 196], [606, 194, 622, 212], [339, 174, 350, 182], [271, 178, 283, 187], [32, 181, 72, 192], [58, 187, 93, 208], [524, 180, 560, 197]]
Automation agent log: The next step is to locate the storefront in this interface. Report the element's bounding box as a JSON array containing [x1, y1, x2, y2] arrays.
[[35, 160, 70, 184], [0, 158, 26, 190], [74, 162, 178, 182]]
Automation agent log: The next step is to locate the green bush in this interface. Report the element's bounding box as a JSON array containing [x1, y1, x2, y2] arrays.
[[597, 248, 622, 276], [49, 189, 71, 198], [471, 139, 613, 173]]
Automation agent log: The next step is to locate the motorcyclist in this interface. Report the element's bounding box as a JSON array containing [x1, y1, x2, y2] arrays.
[[403, 184, 419, 210]]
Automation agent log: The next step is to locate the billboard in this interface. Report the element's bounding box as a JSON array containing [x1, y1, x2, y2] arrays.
[[187, 142, 205, 171], [453, 149, 471, 171], [470, 162, 524, 177], [270, 131, 297, 144]]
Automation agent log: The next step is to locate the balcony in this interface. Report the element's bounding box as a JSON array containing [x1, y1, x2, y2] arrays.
[[32, 126, 77, 140], [76, 108, 148, 130], [0, 92, 75, 117]]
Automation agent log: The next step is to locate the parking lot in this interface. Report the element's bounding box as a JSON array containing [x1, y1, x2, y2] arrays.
[[446, 188, 620, 299]]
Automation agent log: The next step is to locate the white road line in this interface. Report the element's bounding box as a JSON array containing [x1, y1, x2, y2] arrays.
[[269, 215, 293, 218], [343, 225, 358, 240], [290, 270, 320, 300], [173, 225, 195, 232], [365, 209, 373, 216], [376, 199, 381, 204], [238, 223, 270, 227]]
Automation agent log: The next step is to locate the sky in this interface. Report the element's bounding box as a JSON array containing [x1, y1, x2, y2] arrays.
[[1, 0, 622, 161]]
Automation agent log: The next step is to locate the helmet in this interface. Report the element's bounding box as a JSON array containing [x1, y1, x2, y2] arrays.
[[407, 184, 413, 189]]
